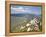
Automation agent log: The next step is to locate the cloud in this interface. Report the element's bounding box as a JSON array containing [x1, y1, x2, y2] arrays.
[[11, 6, 41, 15], [11, 6, 31, 13]]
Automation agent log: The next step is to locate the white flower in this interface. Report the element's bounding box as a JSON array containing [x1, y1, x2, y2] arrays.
[[27, 27, 33, 31], [20, 26, 25, 29], [27, 27, 31, 31], [26, 23, 31, 27], [29, 18, 39, 25], [30, 20, 35, 25]]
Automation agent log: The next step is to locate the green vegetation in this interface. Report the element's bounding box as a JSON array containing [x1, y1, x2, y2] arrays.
[[11, 15, 42, 33]]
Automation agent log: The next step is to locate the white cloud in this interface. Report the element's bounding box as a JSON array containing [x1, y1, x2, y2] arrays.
[[11, 6, 31, 13]]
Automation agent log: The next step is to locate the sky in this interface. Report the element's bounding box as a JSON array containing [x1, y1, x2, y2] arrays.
[[11, 5, 42, 15]]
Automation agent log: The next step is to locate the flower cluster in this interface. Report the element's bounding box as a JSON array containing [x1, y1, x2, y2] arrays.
[[20, 17, 40, 32]]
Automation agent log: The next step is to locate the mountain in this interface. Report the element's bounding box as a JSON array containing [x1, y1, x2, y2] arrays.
[[11, 13, 41, 17]]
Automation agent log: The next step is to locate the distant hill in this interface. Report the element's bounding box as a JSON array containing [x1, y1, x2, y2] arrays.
[[11, 13, 41, 17]]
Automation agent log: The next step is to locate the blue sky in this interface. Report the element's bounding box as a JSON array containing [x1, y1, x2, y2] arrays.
[[11, 5, 41, 15]]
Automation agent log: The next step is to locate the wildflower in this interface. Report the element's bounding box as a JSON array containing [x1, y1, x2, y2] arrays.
[[20, 26, 25, 29], [27, 27, 33, 31], [34, 18, 39, 23], [34, 26, 39, 31], [27, 27, 31, 31], [26, 23, 31, 27], [34, 23, 38, 27]]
